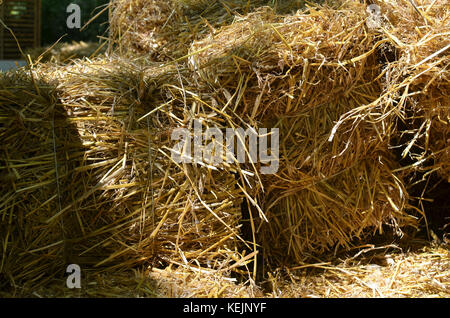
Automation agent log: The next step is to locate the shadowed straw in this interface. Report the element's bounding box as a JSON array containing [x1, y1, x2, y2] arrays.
[[379, 0, 449, 182], [0, 56, 262, 290]]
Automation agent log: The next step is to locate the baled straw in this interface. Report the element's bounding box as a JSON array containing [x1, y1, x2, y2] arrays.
[[2, 0, 448, 294], [188, 2, 419, 264], [0, 68, 79, 289], [0, 56, 259, 290], [109, 0, 305, 60], [333, 0, 449, 182]]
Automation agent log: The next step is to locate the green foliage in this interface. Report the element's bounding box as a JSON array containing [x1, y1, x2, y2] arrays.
[[42, 0, 109, 45]]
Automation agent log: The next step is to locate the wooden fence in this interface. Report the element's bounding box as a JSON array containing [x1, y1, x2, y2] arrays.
[[0, 0, 41, 59]]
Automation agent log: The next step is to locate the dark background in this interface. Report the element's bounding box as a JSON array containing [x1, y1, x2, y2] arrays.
[[42, 0, 109, 46]]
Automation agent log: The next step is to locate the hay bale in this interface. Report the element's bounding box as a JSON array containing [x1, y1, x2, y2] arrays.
[[187, 2, 419, 263], [109, 0, 305, 60], [0, 57, 256, 290]]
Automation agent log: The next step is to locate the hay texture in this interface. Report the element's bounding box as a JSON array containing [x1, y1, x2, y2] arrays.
[[267, 244, 449, 298], [188, 2, 423, 265], [109, 0, 305, 60], [380, 0, 449, 182], [0, 57, 257, 290], [25, 41, 107, 64], [1, 0, 448, 293]]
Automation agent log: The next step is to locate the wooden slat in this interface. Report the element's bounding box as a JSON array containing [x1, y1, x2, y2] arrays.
[[35, 0, 40, 46], [3, 28, 35, 33], [3, 41, 35, 46], [4, 33, 35, 37], [0, 4, 4, 58], [5, 18, 37, 23], [3, 42, 35, 48]]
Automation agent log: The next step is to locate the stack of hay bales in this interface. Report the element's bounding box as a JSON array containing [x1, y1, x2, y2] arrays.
[[1, 0, 448, 292]]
